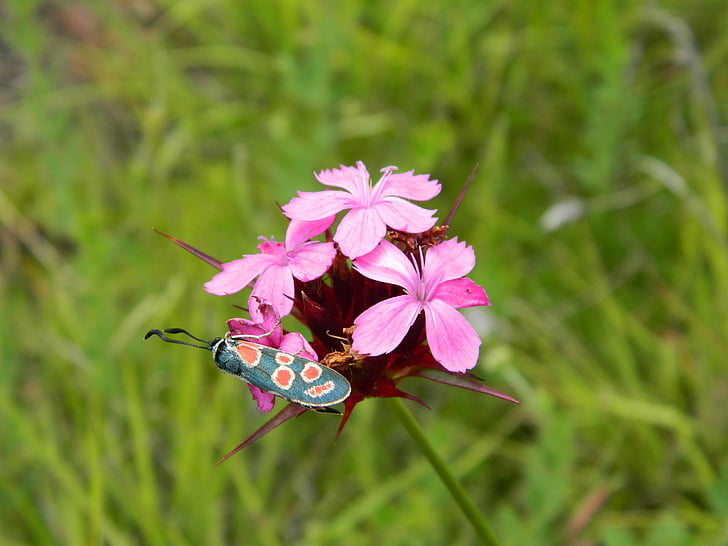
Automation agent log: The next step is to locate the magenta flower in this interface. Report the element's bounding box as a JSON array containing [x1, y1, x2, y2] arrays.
[[282, 161, 441, 258], [149, 163, 518, 460], [227, 298, 318, 413], [351, 238, 490, 373], [204, 219, 336, 316]]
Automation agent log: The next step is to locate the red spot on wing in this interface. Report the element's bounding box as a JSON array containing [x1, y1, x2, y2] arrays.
[[305, 380, 335, 398], [301, 363, 322, 383], [235, 341, 261, 367], [272, 366, 294, 390], [275, 353, 294, 365]]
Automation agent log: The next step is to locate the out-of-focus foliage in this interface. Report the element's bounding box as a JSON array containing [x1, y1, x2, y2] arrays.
[[1, 1, 726, 544]]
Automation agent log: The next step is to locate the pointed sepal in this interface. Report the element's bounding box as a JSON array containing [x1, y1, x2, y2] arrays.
[[153, 228, 223, 270], [411, 368, 520, 404], [216, 403, 308, 464]]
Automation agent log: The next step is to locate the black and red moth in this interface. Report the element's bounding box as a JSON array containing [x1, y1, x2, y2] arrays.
[[145, 328, 351, 412]]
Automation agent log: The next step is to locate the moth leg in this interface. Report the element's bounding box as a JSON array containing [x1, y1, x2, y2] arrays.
[[229, 320, 282, 341]]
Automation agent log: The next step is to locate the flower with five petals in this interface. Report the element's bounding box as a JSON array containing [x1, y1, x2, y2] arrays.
[[352, 238, 490, 372], [204, 219, 336, 316], [282, 161, 441, 258]]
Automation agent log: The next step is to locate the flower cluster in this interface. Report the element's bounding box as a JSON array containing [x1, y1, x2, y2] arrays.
[[161, 161, 516, 455]]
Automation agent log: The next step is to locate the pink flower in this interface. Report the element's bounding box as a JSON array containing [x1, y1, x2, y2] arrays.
[[282, 161, 441, 258], [227, 299, 318, 413], [351, 238, 490, 372], [204, 219, 336, 316]]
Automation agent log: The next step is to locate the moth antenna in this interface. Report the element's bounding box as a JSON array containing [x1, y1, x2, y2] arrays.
[[162, 328, 213, 343], [144, 329, 211, 350]]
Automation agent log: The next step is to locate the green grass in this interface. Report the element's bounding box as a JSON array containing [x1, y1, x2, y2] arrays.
[[2, 0, 727, 544]]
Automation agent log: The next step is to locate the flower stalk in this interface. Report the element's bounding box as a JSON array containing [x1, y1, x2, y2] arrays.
[[386, 397, 500, 546]]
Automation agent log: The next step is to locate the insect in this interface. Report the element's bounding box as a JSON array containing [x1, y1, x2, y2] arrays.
[[144, 328, 351, 412]]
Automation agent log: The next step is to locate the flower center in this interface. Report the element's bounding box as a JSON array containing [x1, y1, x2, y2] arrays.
[[367, 165, 396, 207], [261, 239, 289, 266], [407, 249, 439, 303]]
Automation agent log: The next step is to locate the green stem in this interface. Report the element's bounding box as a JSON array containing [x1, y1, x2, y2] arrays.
[[386, 397, 500, 546]]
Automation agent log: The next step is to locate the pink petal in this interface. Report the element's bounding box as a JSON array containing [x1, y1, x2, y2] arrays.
[[278, 332, 318, 361], [282, 190, 353, 221], [247, 297, 283, 336], [256, 237, 285, 256], [353, 239, 418, 290], [352, 295, 422, 356], [314, 162, 369, 193], [424, 238, 475, 283], [251, 264, 295, 317], [287, 241, 336, 281], [423, 299, 481, 372], [227, 318, 268, 341], [375, 197, 438, 233], [248, 384, 276, 413], [204, 254, 272, 295], [377, 169, 441, 201], [432, 278, 490, 308], [234, 298, 283, 346], [285, 218, 336, 249], [227, 298, 285, 352], [334, 207, 388, 258]]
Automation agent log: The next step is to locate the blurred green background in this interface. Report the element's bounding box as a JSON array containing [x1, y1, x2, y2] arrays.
[[2, 1, 727, 544]]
